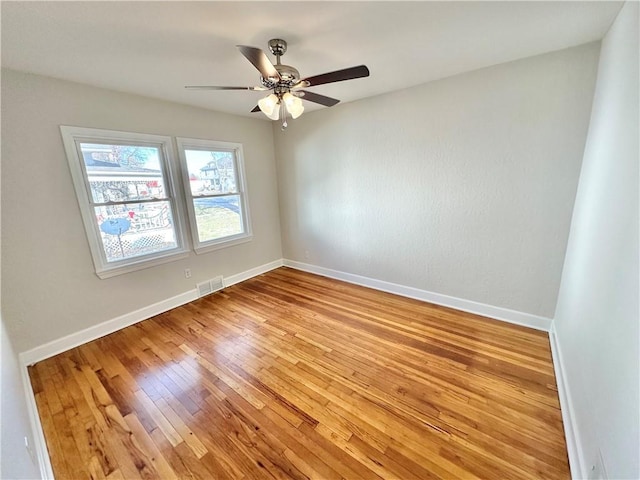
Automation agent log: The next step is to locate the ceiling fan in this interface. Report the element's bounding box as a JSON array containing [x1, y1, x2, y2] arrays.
[[186, 39, 370, 130]]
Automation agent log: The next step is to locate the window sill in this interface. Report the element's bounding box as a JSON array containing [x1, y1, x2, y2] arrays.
[[96, 249, 190, 279], [194, 234, 253, 255]]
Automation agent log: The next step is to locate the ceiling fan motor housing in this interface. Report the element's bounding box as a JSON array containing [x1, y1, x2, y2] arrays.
[[261, 66, 300, 89], [275, 64, 300, 83]]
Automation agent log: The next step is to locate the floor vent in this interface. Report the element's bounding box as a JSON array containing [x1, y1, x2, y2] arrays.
[[210, 275, 224, 292], [197, 275, 224, 298]]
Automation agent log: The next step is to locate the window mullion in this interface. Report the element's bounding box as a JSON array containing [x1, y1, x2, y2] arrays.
[[90, 197, 170, 207]]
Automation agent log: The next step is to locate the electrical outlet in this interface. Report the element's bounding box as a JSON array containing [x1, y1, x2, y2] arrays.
[[304, 250, 310, 259], [184, 268, 191, 279], [588, 450, 607, 480]]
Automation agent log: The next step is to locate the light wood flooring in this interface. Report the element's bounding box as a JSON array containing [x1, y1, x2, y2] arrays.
[[29, 267, 570, 479]]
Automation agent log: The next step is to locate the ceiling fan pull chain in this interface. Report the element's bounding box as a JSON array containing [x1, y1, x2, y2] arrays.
[[280, 102, 288, 130]]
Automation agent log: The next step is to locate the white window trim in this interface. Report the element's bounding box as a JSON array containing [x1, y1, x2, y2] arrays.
[[176, 137, 252, 255], [60, 126, 189, 278]]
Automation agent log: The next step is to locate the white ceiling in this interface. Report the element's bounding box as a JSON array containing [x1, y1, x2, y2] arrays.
[[1, 1, 622, 119]]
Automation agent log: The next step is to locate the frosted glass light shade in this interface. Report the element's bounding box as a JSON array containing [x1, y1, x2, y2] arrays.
[[258, 94, 280, 120], [283, 92, 304, 119]]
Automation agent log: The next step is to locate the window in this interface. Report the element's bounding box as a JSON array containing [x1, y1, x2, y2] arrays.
[[176, 137, 252, 253], [61, 126, 188, 278]]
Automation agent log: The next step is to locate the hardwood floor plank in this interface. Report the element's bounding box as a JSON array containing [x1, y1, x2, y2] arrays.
[[105, 468, 125, 480], [29, 267, 570, 479], [133, 390, 184, 448], [87, 455, 108, 480], [154, 398, 207, 459], [95, 369, 133, 417], [52, 410, 90, 479], [34, 392, 72, 477], [123, 413, 178, 480], [210, 384, 346, 480], [84, 423, 118, 478]]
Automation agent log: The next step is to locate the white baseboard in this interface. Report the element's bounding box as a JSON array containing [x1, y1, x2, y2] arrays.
[[19, 289, 198, 367], [549, 322, 585, 479], [283, 259, 552, 332], [19, 259, 284, 367], [224, 259, 284, 287], [20, 363, 55, 479]]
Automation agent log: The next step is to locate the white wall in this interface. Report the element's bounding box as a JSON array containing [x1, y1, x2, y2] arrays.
[[1, 104, 42, 477], [1, 69, 282, 353], [553, 3, 639, 479], [275, 43, 599, 318], [1, 316, 41, 479]]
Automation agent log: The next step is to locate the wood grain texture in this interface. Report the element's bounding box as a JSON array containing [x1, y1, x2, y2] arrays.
[[29, 267, 570, 479]]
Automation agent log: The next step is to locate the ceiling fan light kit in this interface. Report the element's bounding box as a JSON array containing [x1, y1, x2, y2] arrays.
[[283, 93, 304, 119], [186, 38, 369, 130], [258, 93, 280, 120]]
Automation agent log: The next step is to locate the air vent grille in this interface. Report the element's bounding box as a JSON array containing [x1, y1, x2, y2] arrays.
[[197, 275, 225, 298], [210, 275, 224, 292]]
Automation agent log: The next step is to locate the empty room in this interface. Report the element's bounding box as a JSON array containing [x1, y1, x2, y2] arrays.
[[1, 2, 637, 479]]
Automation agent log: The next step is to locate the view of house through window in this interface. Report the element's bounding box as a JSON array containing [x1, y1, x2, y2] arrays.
[[81, 142, 179, 262], [184, 149, 243, 242], [177, 138, 252, 253]]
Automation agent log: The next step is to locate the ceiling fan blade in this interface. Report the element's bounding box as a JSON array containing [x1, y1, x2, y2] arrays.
[[236, 45, 281, 80], [185, 85, 266, 91], [299, 65, 369, 87], [298, 90, 340, 107], [250, 105, 261, 113]]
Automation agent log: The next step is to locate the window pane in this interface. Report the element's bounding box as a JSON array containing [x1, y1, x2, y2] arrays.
[[193, 195, 243, 242], [94, 201, 177, 262], [185, 149, 238, 196], [80, 143, 167, 203]]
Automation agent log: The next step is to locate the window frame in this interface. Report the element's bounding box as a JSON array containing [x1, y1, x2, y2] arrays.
[[176, 137, 252, 254], [60, 126, 189, 278]]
